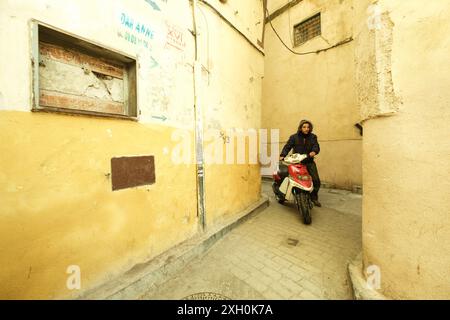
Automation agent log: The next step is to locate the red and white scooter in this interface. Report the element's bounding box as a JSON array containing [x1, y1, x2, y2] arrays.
[[272, 153, 314, 225]]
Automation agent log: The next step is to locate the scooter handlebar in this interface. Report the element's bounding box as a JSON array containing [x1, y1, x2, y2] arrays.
[[282, 153, 309, 164]]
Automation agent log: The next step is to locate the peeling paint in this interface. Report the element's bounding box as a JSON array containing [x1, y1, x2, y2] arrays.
[[357, 10, 402, 122], [39, 56, 124, 103]]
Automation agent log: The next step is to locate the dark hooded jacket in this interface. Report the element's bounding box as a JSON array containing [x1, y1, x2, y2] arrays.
[[280, 120, 320, 163]]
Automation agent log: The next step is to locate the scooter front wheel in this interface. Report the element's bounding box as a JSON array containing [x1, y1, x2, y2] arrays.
[[295, 191, 312, 225]]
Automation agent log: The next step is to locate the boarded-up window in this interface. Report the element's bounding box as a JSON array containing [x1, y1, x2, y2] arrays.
[[293, 13, 321, 46], [31, 22, 137, 119]]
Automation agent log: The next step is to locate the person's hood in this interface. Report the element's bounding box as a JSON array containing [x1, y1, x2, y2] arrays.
[[297, 119, 314, 134]]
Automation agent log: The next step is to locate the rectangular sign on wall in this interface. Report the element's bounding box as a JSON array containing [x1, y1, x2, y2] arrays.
[[111, 156, 155, 191]]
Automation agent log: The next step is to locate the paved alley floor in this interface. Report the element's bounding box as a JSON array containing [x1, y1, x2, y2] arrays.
[[139, 181, 362, 300]]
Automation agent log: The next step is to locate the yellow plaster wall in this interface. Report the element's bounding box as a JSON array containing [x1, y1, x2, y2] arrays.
[[0, 111, 198, 299], [0, 0, 264, 299], [196, 0, 265, 228]]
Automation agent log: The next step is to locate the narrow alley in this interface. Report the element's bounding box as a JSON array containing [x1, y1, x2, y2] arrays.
[[138, 181, 362, 300], [1, 0, 449, 302]]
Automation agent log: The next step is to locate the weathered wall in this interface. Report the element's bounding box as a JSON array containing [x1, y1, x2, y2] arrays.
[[262, 0, 362, 190], [0, 0, 264, 299], [195, 0, 265, 228], [355, 0, 450, 299], [0, 111, 199, 299]]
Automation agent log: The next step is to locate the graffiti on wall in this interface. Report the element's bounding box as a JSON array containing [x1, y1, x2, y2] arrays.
[[146, 47, 193, 126], [120, 12, 154, 39], [117, 12, 154, 52], [114, 3, 194, 128], [165, 21, 186, 51], [144, 0, 161, 11]]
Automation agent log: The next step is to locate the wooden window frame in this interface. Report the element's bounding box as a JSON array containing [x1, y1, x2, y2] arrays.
[[30, 20, 139, 121]]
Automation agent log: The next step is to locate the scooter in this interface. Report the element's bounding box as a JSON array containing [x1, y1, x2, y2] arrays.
[[272, 153, 314, 225]]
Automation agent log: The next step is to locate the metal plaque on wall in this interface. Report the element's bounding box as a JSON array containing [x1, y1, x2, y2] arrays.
[[111, 156, 155, 191]]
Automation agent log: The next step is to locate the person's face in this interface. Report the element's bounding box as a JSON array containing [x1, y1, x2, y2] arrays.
[[301, 123, 311, 134]]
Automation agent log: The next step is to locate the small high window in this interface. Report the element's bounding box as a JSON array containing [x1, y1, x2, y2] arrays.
[[31, 22, 138, 119], [293, 13, 321, 46]]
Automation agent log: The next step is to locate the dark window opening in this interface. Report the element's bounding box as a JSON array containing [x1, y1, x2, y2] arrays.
[[293, 13, 321, 46]]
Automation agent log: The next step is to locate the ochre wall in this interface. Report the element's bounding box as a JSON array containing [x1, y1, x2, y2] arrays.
[[355, 0, 450, 299], [262, 0, 362, 190], [0, 111, 198, 299], [0, 0, 264, 299], [195, 1, 264, 227]]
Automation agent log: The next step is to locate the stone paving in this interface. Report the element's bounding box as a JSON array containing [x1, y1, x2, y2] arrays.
[[139, 181, 362, 300]]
